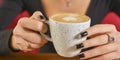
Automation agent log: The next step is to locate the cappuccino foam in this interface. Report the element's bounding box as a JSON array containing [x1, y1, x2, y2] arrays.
[[51, 13, 89, 23]]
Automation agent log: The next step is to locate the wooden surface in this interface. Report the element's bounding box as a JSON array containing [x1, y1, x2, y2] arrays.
[[0, 53, 80, 60]]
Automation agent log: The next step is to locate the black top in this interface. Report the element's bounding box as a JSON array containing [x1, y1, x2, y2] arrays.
[[0, 0, 120, 54]]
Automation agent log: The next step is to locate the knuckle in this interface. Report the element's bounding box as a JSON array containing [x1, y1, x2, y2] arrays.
[[36, 22, 44, 31], [32, 11, 42, 16], [109, 24, 117, 31], [101, 35, 108, 44], [13, 29, 21, 36], [18, 17, 29, 25], [109, 24, 115, 28], [13, 31, 20, 36], [34, 11, 41, 14]]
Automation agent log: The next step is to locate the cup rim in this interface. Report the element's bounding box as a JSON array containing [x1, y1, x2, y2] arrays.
[[49, 13, 91, 24]]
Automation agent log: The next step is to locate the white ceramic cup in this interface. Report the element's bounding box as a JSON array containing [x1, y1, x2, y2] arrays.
[[40, 13, 91, 57]]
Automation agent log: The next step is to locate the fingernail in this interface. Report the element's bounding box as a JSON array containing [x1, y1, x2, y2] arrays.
[[87, 37, 90, 39], [77, 43, 84, 49], [79, 53, 85, 58], [74, 31, 88, 39], [40, 15, 45, 19], [81, 31, 88, 37], [80, 47, 94, 52], [80, 49, 85, 52]]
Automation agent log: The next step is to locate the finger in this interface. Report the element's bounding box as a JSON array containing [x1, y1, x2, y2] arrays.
[[79, 43, 119, 59], [29, 11, 48, 32], [13, 32, 47, 52], [28, 43, 41, 49], [30, 11, 45, 20], [17, 27, 45, 44], [76, 34, 108, 49], [77, 33, 116, 49], [18, 17, 44, 32], [85, 24, 117, 37], [26, 36, 48, 49], [17, 43, 33, 52], [90, 52, 120, 60], [27, 42, 46, 49], [30, 11, 48, 33], [74, 24, 117, 40], [14, 36, 33, 52]]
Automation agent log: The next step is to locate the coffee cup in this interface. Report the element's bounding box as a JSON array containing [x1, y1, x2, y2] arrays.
[[40, 13, 91, 57]]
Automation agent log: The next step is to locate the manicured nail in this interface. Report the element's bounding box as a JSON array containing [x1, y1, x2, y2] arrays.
[[77, 43, 84, 49], [40, 15, 45, 19], [87, 37, 90, 39], [80, 49, 86, 52], [79, 53, 85, 58], [74, 31, 88, 39], [80, 31, 88, 37], [80, 47, 94, 52]]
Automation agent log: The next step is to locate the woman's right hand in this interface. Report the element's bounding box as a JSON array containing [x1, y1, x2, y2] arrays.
[[11, 11, 48, 52]]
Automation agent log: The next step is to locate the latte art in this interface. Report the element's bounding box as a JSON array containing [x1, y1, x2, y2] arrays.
[[63, 16, 77, 21], [50, 13, 89, 23]]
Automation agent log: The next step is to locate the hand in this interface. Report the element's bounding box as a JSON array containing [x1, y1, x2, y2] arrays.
[[11, 11, 48, 52], [77, 24, 120, 60]]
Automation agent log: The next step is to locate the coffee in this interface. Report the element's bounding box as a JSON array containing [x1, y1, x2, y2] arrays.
[[51, 13, 89, 23]]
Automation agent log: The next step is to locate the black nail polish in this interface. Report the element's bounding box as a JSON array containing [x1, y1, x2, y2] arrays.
[[80, 49, 85, 52], [77, 43, 84, 48], [87, 37, 90, 40], [79, 53, 85, 58], [40, 15, 44, 19], [80, 31, 88, 37], [80, 47, 94, 52]]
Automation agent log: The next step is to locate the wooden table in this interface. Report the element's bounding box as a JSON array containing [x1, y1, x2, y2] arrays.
[[0, 53, 80, 60]]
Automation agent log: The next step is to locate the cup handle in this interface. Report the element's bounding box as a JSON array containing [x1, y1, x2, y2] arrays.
[[39, 21, 52, 42], [39, 32, 52, 42]]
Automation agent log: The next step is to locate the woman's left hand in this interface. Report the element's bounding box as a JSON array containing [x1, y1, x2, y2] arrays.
[[77, 24, 120, 60]]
